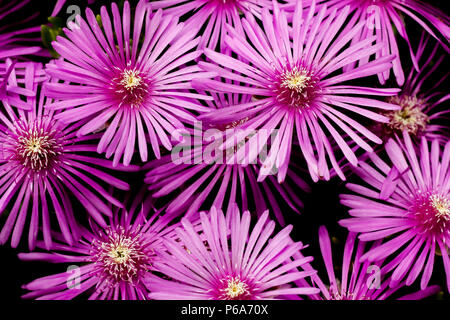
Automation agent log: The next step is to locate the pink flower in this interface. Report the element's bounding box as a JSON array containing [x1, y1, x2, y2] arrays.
[[340, 132, 450, 292], [147, 206, 320, 299], [195, 0, 399, 183], [294, 226, 441, 300], [374, 33, 449, 144], [19, 193, 179, 300], [285, 0, 449, 85], [0, 77, 136, 250], [44, 0, 212, 166], [144, 92, 310, 225]]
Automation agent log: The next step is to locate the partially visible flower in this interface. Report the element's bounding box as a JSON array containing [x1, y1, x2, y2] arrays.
[[19, 193, 179, 300], [52, 0, 67, 17], [151, 0, 276, 51], [195, 0, 399, 183], [45, 0, 212, 166], [0, 0, 44, 109], [337, 33, 449, 179], [375, 33, 449, 144], [0, 79, 136, 250], [146, 206, 320, 299], [340, 132, 450, 292], [294, 226, 441, 300], [285, 0, 449, 85], [144, 92, 310, 226]]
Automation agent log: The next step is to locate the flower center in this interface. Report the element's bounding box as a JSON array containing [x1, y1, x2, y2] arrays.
[[410, 192, 450, 237], [384, 96, 429, 136], [275, 66, 318, 109], [209, 117, 253, 164], [218, 276, 251, 300], [121, 69, 143, 91], [109, 245, 132, 264], [92, 228, 150, 285], [283, 71, 311, 92], [8, 120, 63, 172], [111, 65, 149, 108]]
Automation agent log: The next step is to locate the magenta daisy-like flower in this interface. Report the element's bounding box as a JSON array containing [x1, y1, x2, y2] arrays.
[[195, 0, 400, 183], [144, 92, 310, 225], [294, 226, 441, 300], [44, 0, 212, 166], [374, 33, 449, 144], [146, 206, 320, 300], [0, 78, 136, 250], [19, 193, 178, 300], [340, 132, 450, 293], [151, 0, 276, 51], [286, 0, 449, 85], [0, 0, 44, 109]]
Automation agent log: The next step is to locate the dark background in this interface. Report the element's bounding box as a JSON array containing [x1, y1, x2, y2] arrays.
[[0, 0, 448, 302]]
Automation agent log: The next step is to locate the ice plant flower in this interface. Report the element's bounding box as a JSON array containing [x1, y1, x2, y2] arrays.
[[19, 194, 179, 300], [151, 0, 276, 51], [0, 0, 44, 109], [0, 79, 135, 250], [146, 206, 320, 299], [44, 0, 212, 166], [374, 33, 449, 144], [285, 0, 449, 85], [144, 92, 310, 225], [294, 226, 441, 300], [340, 132, 450, 292], [195, 0, 399, 183]]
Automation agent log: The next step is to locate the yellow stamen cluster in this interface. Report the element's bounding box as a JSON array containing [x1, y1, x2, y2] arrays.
[[430, 194, 450, 221], [280, 67, 312, 94], [108, 243, 132, 265], [111, 65, 149, 109], [120, 69, 143, 91], [385, 96, 429, 136], [93, 228, 150, 285], [220, 276, 250, 299], [16, 126, 61, 171]]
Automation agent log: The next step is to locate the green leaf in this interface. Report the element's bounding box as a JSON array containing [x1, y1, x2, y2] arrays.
[[41, 24, 61, 58], [48, 16, 64, 29], [96, 14, 103, 29], [41, 25, 53, 48]]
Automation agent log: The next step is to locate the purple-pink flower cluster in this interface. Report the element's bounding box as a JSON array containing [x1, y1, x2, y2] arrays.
[[0, 0, 448, 301]]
